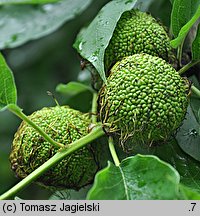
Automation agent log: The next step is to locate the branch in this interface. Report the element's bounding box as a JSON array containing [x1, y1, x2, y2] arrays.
[[91, 92, 98, 124], [191, 85, 200, 98], [108, 136, 120, 166], [7, 104, 64, 149], [178, 60, 200, 75], [0, 124, 105, 200]]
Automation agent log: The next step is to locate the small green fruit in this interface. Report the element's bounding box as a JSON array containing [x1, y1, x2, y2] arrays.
[[10, 106, 99, 190], [105, 10, 175, 72], [99, 54, 189, 147]]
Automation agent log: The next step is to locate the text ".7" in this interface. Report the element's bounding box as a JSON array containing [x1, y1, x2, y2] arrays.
[[189, 203, 196, 212]]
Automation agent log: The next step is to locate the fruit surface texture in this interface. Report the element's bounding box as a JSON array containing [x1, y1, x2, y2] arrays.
[[99, 54, 189, 146], [10, 106, 98, 190], [105, 10, 175, 71]]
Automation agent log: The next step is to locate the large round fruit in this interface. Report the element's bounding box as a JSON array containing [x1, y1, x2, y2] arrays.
[[105, 10, 175, 72], [10, 106, 99, 190], [99, 54, 189, 147]]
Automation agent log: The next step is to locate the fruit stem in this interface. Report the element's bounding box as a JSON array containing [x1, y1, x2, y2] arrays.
[[177, 41, 184, 67], [108, 136, 120, 166], [0, 124, 105, 200], [191, 85, 200, 97], [47, 91, 60, 106], [7, 104, 64, 149], [178, 60, 200, 75], [92, 92, 98, 123]]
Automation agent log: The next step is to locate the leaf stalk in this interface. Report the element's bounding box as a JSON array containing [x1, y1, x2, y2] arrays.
[[178, 60, 200, 75], [191, 85, 200, 98], [108, 136, 120, 166], [92, 92, 98, 124], [7, 104, 64, 148], [0, 124, 105, 200]]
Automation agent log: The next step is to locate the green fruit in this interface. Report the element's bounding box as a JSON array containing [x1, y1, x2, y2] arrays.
[[105, 10, 175, 72], [10, 106, 99, 190], [99, 54, 189, 147]]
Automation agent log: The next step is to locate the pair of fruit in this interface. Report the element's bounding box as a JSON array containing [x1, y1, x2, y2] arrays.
[[10, 10, 189, 189]]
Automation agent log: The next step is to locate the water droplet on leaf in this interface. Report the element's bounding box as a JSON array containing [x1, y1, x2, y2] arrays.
[[79, 41, 84, 51], [89, 55, 98, 63], [125, 0, 133, 4], [42, 4, 54, 12]]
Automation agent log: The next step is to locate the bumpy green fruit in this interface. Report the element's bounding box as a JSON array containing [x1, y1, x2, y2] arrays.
[[10, 106, 99, 190], [99, 54, 189, 147], [105, 10, 175, 72]]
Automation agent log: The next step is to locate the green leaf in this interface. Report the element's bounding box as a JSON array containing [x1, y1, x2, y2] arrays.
[[56, 81, 93, 96], [149, 0, 172, 27], [49, 185, 91, 200], [0, 53, 17, 111], [151, 140, 200, 194], [0, 0, 59, 5], [176, 105, 200, 161], [135, 0, 155, 11], [56, 81, 94, 112], [179, 184, 200, 200], [14, 196, 23, 200], [170, 3, 200, 48], [63, 91, 93, 113], [87, 155, 180, 200], [171, 0, 200, 37], [192, 23, 200, 60], [190, 76, 200, 122], [0, 0, 92, 49], [73, 0, 138, 83], [125, 139, 200, 194], [199, 109, 200, 122]]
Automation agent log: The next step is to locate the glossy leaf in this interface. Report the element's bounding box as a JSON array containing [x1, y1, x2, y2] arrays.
[[87, 155, 180, 200], [192, 23, 200, 60], [56, 81, 93, 96], [0, 53, 17, 111], [73, 0, 138, 83], [176, 105, 200, 161], [124, 139, 200, 194], [0, 0, 59, 4], [171, 0, 200, 37], [150, 140, 200, 194], [0, 0, 92, 49], [170, 3, 200, 48]]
